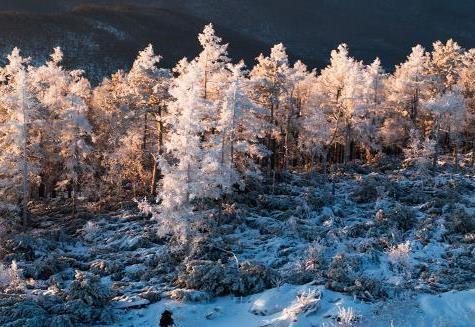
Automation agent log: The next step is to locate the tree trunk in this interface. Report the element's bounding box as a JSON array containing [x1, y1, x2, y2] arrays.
[[284, 108, 292, 171], [142, 111, 149, 156], [344, 122, 353, 164], [72, 181, 77, 219], [21, 156, 29, 226], [151, 106, 164, 198], [454, 147, 459, 169], [323, 147, 329, 182], [150, 156, 159, 198], [21, 105, 30, 226], [432, 123, 440, 171]]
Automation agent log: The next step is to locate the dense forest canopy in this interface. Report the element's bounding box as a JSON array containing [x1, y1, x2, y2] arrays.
[[0, 24, 474, 222]]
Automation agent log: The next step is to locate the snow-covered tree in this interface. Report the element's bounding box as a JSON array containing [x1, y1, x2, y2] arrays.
[[29, 47, 71, 198], [158, 63, 220, 217], [249, 43, 295, 170], [357, 58, 387, 160], [458, 49, 475, 166], [90, 45, 171, 196], [194, 23, 231, 102], [425, 90, 466, 168], [217, 61, 270, 187], [386, 45, 434, 131], [430, 39, 464, 93], [57, 73, 93, 214], [90, 71, 130, 195], [404, 129, 435, 175], [299, 90, 332, 171], [0, 48, 42, 224], [125, 44, 172, 196], [316, 44, 365, 163]]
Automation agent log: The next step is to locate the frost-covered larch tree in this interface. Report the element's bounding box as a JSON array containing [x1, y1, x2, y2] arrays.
[[430, 39, 464, 93], [158, 63, 218, 218], [90, 45, 171, 197], [124, 44, 171, 196], [250, 43, 292, 171], [217, 61, 270, 189], [0, 48, 42, 224], [386, 45, 434, 135], [29, 47, 71, 198], [299, 88, 332, 172], [358, 58, 387, 160], [458, 49, 475, 166], [425, 90, 466, 168], [282, 60, 315, 169], [57, 72, 93, 215], [158, 24, 233, 219], [316, 44, 365, 163], [90, 70, 131, 195], [194, 23, 231, 102]]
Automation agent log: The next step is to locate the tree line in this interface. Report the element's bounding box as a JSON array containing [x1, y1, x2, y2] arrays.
[[0, 24, 474, 223]]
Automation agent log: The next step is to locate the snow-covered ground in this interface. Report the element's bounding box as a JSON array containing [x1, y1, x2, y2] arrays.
[[1, 166, 474, 326], [110, 285, 475, 327]]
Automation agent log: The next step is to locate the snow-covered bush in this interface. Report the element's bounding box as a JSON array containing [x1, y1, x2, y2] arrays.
[[82, 221, 99, 241], [387, 204, 417, 231], [238, 261, 277, 295], [352, 180, 378, 203], [169, 289, 212, 302], [89, 259, 122, 276], [387, 241, 411, 264], [280, 289, 321, 320], [447, 205, 475, 234], [326, 254, 362, 292], [336, 306, 359, 326], [287, 242, 327, 284], [66, 271, 112, 307], [302, 242, 326, 272], [176, 259, 277, 296], [176, 260, 240, 296], [0, 260, 21, 290], [28, 254, 64, 280]]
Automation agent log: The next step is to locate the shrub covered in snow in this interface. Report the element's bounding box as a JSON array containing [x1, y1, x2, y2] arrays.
[[176, 260, 241, 296], [387, 241, 411, 265], [66, 271, 113, 307], [336, 306, 360, 326], [387, 204, 417, 231], [176, 259, 278, 296], [447, 205, 475, 234], [0, 260, 21, 291]]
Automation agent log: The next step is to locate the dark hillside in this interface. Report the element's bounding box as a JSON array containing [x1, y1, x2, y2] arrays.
[[1, 1, 474, 79], [0, 4, 272, 83]]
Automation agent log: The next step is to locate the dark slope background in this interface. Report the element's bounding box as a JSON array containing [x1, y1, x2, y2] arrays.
[[1, 0, 474, 82]]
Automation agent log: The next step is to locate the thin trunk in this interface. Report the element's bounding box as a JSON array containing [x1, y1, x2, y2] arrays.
[[151, 106, 164, 197], [21, 90, 29, 226], [284, 108, 291, 171], [432, 120, 440, 171], [454, 147, 459, 169], [230, 82, 237, 169], [21, 133, 29, 226], [150, 155, 158, 198], [322, 148, 329, 182], [142, 111, 148, 152], [267, 101, 275, 173], [344, 122, 352, 164], [72, 107, 81, 219]]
